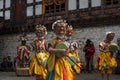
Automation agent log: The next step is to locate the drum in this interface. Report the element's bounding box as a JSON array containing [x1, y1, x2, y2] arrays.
[[16, 67, 30, 76], [109, 43, 118, 52], [55, 43, 68, 57]]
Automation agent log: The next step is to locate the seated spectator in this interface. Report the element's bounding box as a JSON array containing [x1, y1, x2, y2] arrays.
[[7, 56, 13, 71], [1, 57, 8, 71]]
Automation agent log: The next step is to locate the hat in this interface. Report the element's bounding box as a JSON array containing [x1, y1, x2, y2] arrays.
[[86, 39, 91, 44]]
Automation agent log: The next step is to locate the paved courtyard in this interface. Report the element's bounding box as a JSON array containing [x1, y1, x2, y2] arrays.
[[0, 71, 120, 80]]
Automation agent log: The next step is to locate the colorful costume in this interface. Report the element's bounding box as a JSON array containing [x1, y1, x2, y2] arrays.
[[97, 32, 117, 74], [47, 38, 74, 80], [17, 33, 30, 67], [17, 45, 30, 61], [66, 25, 81, 74], [29, 25, 49, 80], [47, 20, 74, 80]]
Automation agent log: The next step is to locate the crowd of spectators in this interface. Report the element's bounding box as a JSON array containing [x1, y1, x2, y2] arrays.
[[0, 56, 13, 71]]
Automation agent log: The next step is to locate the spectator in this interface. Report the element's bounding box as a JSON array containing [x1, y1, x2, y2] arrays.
[[83, 39, 95, 73], [7, 56, 13, 71], [1, 57, 8, 71]]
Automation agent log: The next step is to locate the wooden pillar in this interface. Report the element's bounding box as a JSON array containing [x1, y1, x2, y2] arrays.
[[101, 0, 105, 15], [65, 0, 68, 20], [76, 0, 80, 19], [33, 0, 35, 25], [88, 0, 92, 16]]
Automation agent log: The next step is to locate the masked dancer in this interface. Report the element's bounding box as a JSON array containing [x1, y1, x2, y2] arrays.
[[29, 25, 49, 80], [97, 32, 117, 80], [66, 25, 81, 74], [46, 20, 74, 80]]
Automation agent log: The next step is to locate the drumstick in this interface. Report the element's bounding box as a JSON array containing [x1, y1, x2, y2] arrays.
[[35, 53, 43, 66], [66, 55, 81, 68], [35, 53, 47, 74]]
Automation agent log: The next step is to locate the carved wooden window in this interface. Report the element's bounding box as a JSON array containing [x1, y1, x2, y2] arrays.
[[106, 0, 119, 5], [43, 0, 65, 14], [45, 3, 65, 14], [113, 0, 119, 4]]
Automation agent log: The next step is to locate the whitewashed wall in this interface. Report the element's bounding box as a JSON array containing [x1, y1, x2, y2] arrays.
[[5, 0, 11, 8], [27, 6, 33, 16], [0, 0, 3, 9], [35, 4, 42, 15], [0, 25, 120, 65], [79, 0, 88, 9], [5, 10, 10, 20], [91, 0, 101, 7], [68, 0, 77, 10], [27, 0, 33, 4]]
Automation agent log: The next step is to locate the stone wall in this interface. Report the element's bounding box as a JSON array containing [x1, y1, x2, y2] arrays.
[[0, 25, 120, 65]]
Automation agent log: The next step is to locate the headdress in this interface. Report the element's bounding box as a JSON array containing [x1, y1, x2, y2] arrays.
[[68, 25, 73, 30], [106, 31, 115, 40], [66, 25, 74, 37], [52, 19, 67, 30], [20, 33, 27, 41], [35, 24, 47, 35]]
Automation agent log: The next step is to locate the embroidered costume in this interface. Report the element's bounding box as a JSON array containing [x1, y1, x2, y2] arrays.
[[47, 20, 74, 80], [17, 33, 30, 67], [97, 32, 117, 74], [29, 25, 49, 80], [66, 25, 81, 74]]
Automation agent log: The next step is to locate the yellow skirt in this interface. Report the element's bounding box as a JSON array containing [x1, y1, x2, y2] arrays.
[[47, 54, 74, 80], [29, 52, 49, 79], [67, 52, 81, 74], [98, 52, 117, 74]]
